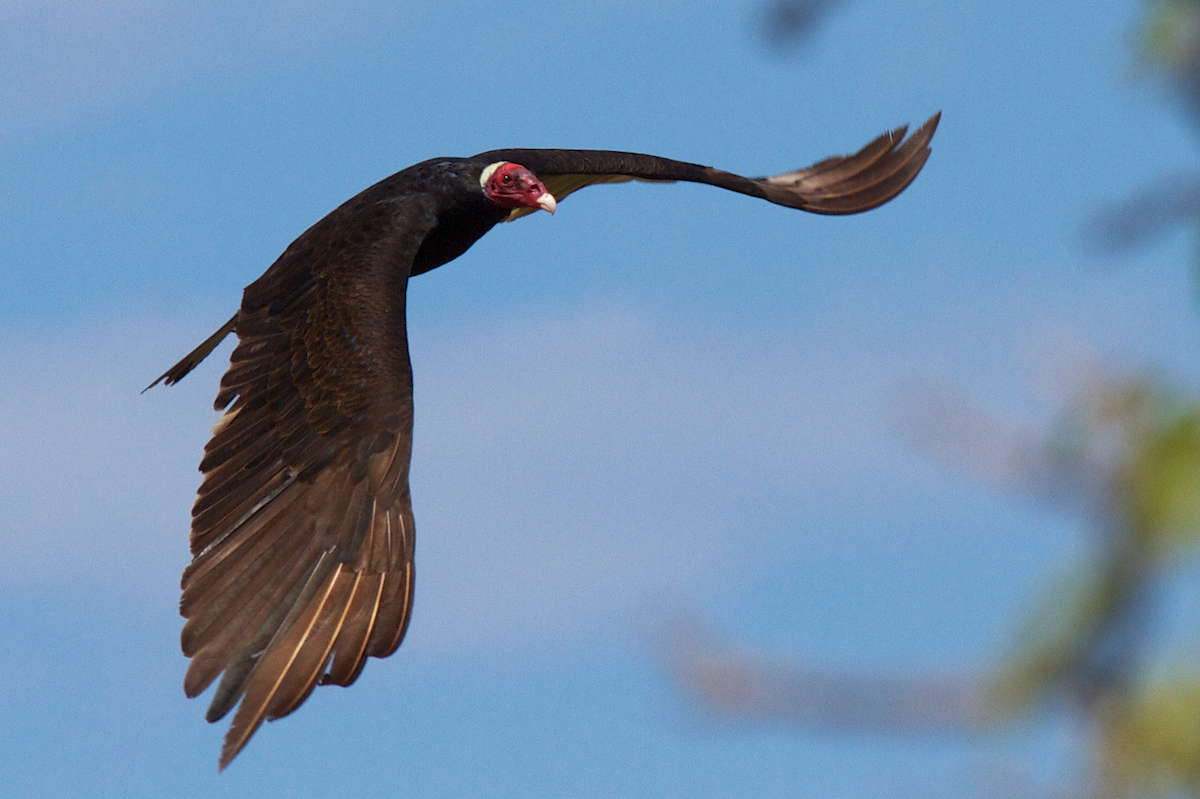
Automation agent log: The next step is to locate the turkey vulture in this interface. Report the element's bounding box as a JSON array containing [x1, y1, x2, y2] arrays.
[[150, 113, 939, 768]]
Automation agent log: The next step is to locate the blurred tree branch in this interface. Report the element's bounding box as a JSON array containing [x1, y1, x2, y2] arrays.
[[1139, 0, 1200, 120], [1091, 1, 1200, 271], [656, 614, 978, 734], [1088, 173, 1200, 254], [758, 0, 847, 52]]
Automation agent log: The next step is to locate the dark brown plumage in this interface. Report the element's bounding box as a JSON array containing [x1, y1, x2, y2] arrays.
[[151, 113, 939, 768]]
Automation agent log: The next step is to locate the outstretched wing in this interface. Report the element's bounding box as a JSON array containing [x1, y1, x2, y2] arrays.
[[179, 191, 436, 769], [158, 117, 939, 768], [476, 112, 939, 220]]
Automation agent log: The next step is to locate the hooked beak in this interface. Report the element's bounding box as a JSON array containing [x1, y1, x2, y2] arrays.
[[536, 191, 557, 215]]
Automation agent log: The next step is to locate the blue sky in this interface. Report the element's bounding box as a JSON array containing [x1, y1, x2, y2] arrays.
[[2, 0, 1199, 796]]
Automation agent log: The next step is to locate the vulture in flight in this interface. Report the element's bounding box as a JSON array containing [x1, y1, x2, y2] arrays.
[[150, 113, 939, 768]]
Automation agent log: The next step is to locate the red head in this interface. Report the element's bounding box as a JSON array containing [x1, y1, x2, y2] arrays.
[[481, 162, 557, 214]]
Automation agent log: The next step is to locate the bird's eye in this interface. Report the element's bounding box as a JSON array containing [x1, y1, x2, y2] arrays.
[[502, 174, 513, 185]]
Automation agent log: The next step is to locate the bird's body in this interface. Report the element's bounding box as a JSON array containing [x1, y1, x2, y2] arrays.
[[153, 115, 940, 768]]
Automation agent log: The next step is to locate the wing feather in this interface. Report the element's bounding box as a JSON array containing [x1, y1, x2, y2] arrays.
[[266, 569, 362, 719], [367, 561, 416, 658], [216, 550, 342, 767], [475, 112, 939, 219], [184, 514, 324, 697], [322, 573, 386, 686], [180, 480, 306, 628], [175, 188, 434, 769]]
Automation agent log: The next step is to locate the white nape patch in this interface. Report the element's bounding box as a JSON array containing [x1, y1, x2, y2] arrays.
[[211, 406, 240, 436], [479, 161, 507, 188]]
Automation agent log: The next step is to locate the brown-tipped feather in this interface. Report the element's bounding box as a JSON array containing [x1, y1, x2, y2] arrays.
[[794, 128, 904, 180], [366, 561, 416, 658], [762, 113, 940, 215], [263, 567, 360, 719], [321, 573, 385, 686], [217, 552, 341, 769]]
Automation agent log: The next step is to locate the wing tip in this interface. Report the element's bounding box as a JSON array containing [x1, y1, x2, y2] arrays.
[[767, 110, 941, 215], [908, 111, 941, 155]]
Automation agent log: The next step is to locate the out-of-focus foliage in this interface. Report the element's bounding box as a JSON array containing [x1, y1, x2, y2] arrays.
[[1117, 678, 1200, 794], [1051, 378, 1200, 555], [1139, 0, 1200, 86], [985, 563, 1118, 717], [1120, 400, 1200, 550], [1042, 0, 1200, 745], [1139, 0, 1200, 131], [1092, 1, 1200, 273], [977, 372, 1200, 797]]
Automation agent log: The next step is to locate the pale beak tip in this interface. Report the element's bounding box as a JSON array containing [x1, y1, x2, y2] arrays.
[[537, 192, 557, 215]]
